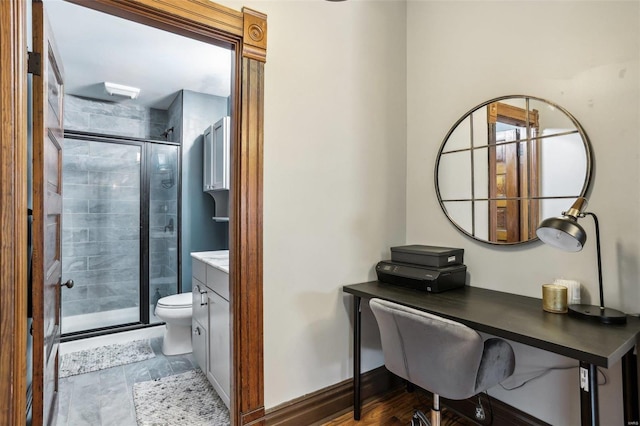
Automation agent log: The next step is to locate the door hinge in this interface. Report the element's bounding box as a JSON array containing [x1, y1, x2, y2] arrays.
[[27, 51, 42, 76]]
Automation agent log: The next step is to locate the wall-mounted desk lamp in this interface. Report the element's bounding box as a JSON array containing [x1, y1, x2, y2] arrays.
[[536, 197, 627, 325]]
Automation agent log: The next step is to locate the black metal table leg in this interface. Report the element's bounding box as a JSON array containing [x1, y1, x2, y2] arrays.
[[622, 350, 639, 426], [580, 362, 599, 426], [353, 296, 361, 420]]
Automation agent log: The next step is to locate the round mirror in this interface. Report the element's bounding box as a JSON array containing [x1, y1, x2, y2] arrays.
[[435, 95, 593, 245]]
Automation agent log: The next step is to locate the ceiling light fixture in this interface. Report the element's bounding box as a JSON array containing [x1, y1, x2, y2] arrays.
[[104, 82, 140, 99]]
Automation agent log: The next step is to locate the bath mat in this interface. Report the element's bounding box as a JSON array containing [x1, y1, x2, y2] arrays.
[[59, 339, 155, 378], [133, 370, 229, 426]]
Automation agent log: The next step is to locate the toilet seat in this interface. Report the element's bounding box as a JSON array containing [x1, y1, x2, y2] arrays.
[[157, 292, 192, 309]]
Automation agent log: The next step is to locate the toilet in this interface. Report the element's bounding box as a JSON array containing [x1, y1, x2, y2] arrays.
[[154, 292, 193, 355]]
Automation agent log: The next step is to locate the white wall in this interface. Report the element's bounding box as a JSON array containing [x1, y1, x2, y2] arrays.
[[219, 0, 638, 423], [407, 1, 639, 424], [219, 0, 408, 409]]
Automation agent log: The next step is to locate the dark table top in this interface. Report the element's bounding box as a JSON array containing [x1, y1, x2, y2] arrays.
[[344, 281, 640, 367]]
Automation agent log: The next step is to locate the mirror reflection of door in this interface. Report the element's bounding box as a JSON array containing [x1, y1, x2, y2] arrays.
[[487, 102, 539, 243]]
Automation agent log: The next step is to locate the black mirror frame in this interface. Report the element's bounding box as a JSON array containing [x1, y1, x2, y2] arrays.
[[434, 95, 594, 245]]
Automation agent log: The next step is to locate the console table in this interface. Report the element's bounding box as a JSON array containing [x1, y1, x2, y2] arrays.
[[343, 281, 640, 426]]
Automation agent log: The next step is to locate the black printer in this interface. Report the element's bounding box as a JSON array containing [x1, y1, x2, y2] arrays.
[[375, 245, 466, 293]]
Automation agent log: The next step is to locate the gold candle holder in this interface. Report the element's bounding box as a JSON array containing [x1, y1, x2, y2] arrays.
[[542, 284, 568, 313]]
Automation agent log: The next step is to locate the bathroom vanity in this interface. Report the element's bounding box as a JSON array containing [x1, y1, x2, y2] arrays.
[[191, 250, 230, 409]]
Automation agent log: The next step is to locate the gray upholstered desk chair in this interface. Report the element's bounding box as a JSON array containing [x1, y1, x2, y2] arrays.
[[370, 298, 516, 426]]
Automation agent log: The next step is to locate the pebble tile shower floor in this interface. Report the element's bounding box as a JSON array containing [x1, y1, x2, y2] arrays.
[[56, 337, 198, 426]]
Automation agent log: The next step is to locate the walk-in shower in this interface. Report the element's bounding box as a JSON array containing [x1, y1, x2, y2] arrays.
[[61, 132, 180, 337]]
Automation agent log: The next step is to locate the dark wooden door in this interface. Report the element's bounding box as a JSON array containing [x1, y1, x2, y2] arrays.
[[31, 2, 65, 424], [488, 102, 540, 243], [490, 129, 520, 243]]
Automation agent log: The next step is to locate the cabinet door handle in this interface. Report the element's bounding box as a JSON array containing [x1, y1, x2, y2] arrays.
[[194, 327, 201, 335], [201, 292, 207, 306]]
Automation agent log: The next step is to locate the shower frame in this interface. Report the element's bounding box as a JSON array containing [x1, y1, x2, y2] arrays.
[[61, 130, 182, 342]]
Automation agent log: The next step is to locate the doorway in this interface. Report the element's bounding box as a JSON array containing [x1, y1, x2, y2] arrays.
[[0, 1, 266, 425], [44, 0, 236, 341]]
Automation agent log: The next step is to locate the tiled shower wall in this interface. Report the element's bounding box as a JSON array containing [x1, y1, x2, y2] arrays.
[[64, 95, 169, 140], [61, 139, 142, 317]]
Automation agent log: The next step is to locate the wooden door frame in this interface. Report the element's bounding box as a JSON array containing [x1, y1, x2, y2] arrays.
[[0, 1, 266, 425], [0, 1, 29, 425]]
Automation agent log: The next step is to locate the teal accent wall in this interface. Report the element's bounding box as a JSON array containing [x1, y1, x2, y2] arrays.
[[169, 90, 229, 292]]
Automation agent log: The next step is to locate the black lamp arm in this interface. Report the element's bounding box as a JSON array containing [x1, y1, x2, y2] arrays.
[[583, 212, 605, 310]]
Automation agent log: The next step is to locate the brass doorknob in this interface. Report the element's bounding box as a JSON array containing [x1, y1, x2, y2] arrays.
[[61, 279, 74, 289]]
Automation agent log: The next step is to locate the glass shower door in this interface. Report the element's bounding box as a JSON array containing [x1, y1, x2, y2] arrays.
[[148, 143, 180, 323], [61, 138, 142, 334]]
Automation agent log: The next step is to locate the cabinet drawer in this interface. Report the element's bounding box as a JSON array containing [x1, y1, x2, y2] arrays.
[[206, 265, 229, 300], [192, 278, 208, 326], [192, 258, 206, 283], [192, 320, 207, 373]]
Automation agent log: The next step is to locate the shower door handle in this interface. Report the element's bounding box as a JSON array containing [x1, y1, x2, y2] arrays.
[[61, 279, 74, 289]]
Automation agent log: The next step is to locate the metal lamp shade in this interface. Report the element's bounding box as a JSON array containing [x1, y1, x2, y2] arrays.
[[536, 217, 586, 252]]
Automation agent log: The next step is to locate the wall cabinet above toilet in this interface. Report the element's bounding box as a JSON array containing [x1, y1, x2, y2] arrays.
[[203, 116, 230, 192]]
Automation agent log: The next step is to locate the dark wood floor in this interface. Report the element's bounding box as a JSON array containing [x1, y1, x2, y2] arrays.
[[321, 388, 477, 426]]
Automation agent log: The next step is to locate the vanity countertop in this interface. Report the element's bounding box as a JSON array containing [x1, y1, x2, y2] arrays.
[[191, 250, 229, 273]]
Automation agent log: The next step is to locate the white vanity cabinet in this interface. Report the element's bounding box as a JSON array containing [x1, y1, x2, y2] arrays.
[[191, 254, 230, 409], [207, 287, 230, 407]]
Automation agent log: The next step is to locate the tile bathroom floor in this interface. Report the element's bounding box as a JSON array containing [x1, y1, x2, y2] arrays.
[[56, 337, 199, 426]]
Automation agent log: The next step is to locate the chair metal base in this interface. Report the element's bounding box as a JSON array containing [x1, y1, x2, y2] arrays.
[[410, 394, 441, 426], [411, 410, 430, 426]]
